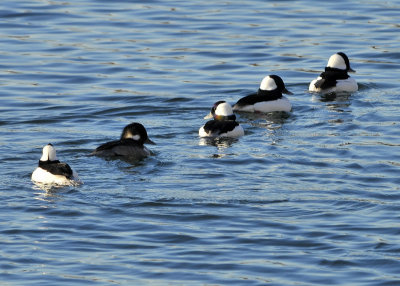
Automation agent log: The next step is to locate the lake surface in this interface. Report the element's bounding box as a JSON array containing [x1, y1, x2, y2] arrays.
[[1, 0, 400, 285]]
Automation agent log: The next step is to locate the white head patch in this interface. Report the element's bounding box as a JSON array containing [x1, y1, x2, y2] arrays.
[[124, 130, 141, 141], [327, 53, 347, 70], [40, 144, 58, 161], [259, 76, 277, 91], [215, 102, 234, 116], [131, 134, 141, 141]]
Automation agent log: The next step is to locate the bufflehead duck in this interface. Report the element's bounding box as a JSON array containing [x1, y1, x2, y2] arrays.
[[92, 122, 155, 160], [233, 75, 293, 113], [199, 101, 244, 138], [309, 52, 358, 93], [31, 143, 81, 186]]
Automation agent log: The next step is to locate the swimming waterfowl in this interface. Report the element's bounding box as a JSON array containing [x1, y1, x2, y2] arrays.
[[92, 122, 155, 160], [309, 52, 358, 93], [233, 75, 292, 113], [31, 143, 81, 185], [199, 101, 244, 138]]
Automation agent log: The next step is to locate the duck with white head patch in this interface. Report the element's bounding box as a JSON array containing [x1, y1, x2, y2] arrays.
[[32, 143, 81, 186], [233, 75, 293, 113], [199, 101, 244, 138], [92, 122, 155, 160], [309, 52, 358, 93]]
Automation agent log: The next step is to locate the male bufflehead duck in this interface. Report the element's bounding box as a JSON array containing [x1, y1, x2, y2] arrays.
[[233, 75, 293, 113], [92, 122, 155, 160], [199, 101, 244, 138], [31, 143, 81, 186], [309, 52, 358, 93]]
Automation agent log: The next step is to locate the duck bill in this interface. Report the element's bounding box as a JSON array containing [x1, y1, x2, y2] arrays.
[[348, 67, 356, 73], [145, 138, 156, 145], [204, 112, 213, 119], [283, 88, 293, 95]]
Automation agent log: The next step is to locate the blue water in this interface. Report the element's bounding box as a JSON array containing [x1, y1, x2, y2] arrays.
[[1, 0, 400, 285]]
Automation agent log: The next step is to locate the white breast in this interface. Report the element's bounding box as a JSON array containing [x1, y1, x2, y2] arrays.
[[253, 97, 292, 113], [309, 77, 322, 92], [220, 125, 244, 138], [198, 125, 244, 138], [309, 77, 358, 93], [198, 126, 209, 137], [32, 167, 80, 186], [334, 78, 358, 92]]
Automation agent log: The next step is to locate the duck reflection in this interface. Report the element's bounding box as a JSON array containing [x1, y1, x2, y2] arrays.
[[312, 92, 353, 113], [237, 110, 290, 123], [237, 111, 290, 133], [32, 182, 70, 203], [199, 136, 238, 148], [198, 137, 239, 158]]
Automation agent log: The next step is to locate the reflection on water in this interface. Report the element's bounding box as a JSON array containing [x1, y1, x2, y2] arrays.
[[238, 111, 290, 136], [236, 111, 291, 123], [199, 137, 239, 158], [317, 92, 352, 103], [32, 184, 70, 204], [198, 137, 239, 148]]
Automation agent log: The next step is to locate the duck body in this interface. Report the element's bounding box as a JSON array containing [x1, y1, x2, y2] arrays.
[[92, 138, 151, 160], [199, 119, 244, 138], [233, 75, 292, 113], [31, 144, 80, 186], [92, 122, 154, 161], [309, 76, 358, 93], [199, 101, 244, 138], [309, 52, 358, 93], [233, 91, 291, 113]]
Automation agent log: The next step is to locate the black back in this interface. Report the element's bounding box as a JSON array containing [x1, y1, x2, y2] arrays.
[[235, 75, 288, 107], [94, 138, 142, 153], [315, 67, 349, 89], [39, 160, 73, 178], [235, 89, 282, 107], [203, 120, 239, 136]]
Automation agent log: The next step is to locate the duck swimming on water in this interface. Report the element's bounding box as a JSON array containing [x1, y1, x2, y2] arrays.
[[309, 52, 358, 94], [32, 143, 81, 186], [92, 122, 155, 161], [199, 101, 244, 138], [233, 75, 293, 113]]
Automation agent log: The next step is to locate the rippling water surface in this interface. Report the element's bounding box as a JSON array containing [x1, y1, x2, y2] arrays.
[[1, 0, 400, 285]]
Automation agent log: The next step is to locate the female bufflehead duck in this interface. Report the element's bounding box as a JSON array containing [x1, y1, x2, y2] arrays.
[[32, 143, 81, 186], [233, 75, 293, 113], [199, 101, 244, 138], [309, 52, 358, 93], [92, 122, 155, 160]]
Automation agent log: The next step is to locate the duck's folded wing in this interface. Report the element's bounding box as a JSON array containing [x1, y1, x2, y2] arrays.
[[313, 78, 327, 89], [93, 139, 147, 158], [93, 140, 121, 153], [111, 144, 148, 157], [204, 120, 239, 136], [41, 162, 73, 178], [234, 93, 259, 107]]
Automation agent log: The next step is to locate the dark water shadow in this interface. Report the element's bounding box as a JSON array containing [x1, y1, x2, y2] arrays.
[[198, 137, 241, 158], [238, 109, 290, 119], [198, 137, 239, 149], [235, 110, 292, 131]]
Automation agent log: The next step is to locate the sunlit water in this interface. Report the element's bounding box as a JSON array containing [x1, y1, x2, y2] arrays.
[[1, 0, 400, 285]]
